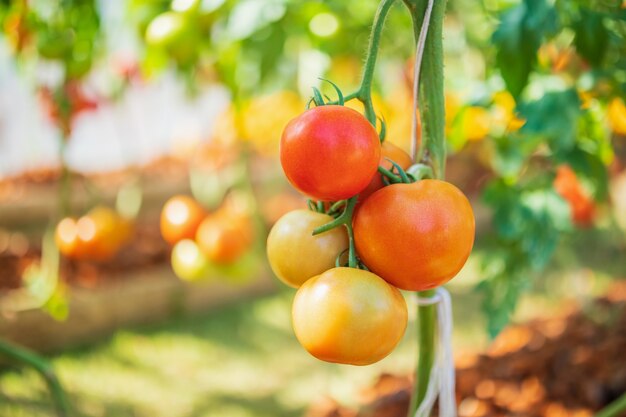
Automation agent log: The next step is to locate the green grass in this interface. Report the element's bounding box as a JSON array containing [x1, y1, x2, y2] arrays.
[[0, 233, 622, 417]]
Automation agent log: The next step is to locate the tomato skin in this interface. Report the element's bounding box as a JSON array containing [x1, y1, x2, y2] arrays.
[[195, 212, 254, 264], [171, 239, 211, 281], [292, 267, 407, 366], [280, 105, 381, 201], [267, 209, 349, 288], [55, 217, 81, 259], [358, 141, 412, 205], [160, 195, 206, 245], [354, 180, 475, 291]]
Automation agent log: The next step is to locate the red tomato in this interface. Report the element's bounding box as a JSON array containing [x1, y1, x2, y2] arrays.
[[160, 195, 206, 245], [553, 165, 596, 227], [358, 141, 412, 205], [354, 180, 475, 291], [280, 105, 381, 201]]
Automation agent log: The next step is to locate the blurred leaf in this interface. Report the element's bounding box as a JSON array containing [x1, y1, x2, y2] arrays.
[[116, 179, 143, 220], [492, 0, 558, 98], [519, 89, 581, 152], [573, 9, 609, 67]]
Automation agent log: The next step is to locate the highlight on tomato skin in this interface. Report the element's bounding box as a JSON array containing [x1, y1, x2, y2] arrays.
[[291, 267, 408, 366], [280, 105, 381, 201], [353, 179, 475, 291], [160, 195, 207, 245]]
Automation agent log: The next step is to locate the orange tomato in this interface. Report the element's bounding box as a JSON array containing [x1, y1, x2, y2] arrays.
[[160, 195, 206, 245], [292, 267, 407, 366], [54, 217, 81, 259], [195, 211, 254, 264], [354, 180, 475, 291], [358, 141, 412, 205], [77, 206, 125, 261], [554, 165, 596, 227]]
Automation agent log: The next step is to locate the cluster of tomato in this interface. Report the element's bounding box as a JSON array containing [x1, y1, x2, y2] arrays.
[[55, 206, 133, 262], [267, 104, 476, 366], [161, 193, 256, 283]]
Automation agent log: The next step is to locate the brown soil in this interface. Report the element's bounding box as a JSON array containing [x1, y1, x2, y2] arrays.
[[0, 220, 170, 293], [307, 283, 626, 417]]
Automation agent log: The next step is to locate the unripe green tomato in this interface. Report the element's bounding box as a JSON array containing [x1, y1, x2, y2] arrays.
[[266, 209, 349, 288], [171, 239, 211, 281], [145, 11, 198, 63]]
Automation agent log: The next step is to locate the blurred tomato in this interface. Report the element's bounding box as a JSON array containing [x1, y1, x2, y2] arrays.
[[145, 11, 198, 63], [55, 206, 132, 262], [55, 217, 82, 259], [160, 195, 207, 245], [260, 192, 307, 226], [195, 210, 254, 264], [554, 165, 596, 227], [171, 239, 210, 281]]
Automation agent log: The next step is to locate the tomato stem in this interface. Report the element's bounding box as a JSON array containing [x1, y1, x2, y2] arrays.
[[0, 339, 71, 417], [312, 196, 359, 268], [402, 0, 447, 415], [357, 0, 397, 126]]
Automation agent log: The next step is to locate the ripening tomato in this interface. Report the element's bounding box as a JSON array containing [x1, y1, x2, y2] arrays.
[[78, 206, 126, 261], [267, 210, 349, 288], [55, 217, 81, 258], [354, 180, 475, 291], [145, 11, 198, 62], [358, 141, 412, 205], [280, 105, 381, 201], [554, 165, 596, 227], [195, 211, 254, 264], [160, 195, 206, 245], [292, 267, 407, 366], [171, 239, 211, 281]]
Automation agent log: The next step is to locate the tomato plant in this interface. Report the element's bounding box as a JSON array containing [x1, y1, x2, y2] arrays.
[[267, 209, 348, 288], [280, 105, 381, 201], [292, 267, 407, 366]]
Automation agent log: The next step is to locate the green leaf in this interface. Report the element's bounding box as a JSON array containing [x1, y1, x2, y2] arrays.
[[573, 9, 609, 67], [492, 0, 558, 98], [519, 89, 581, 152]]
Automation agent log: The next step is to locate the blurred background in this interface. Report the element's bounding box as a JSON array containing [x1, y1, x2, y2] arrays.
[[0, 0, 625, 416]]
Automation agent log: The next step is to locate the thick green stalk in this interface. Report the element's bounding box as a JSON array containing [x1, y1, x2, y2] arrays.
[[0, 340, 71, 417], [404, 0, 447, 179], [403, 0, 448, 416], [595, 392, 626, 417], [357, 0, 397, 126]]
